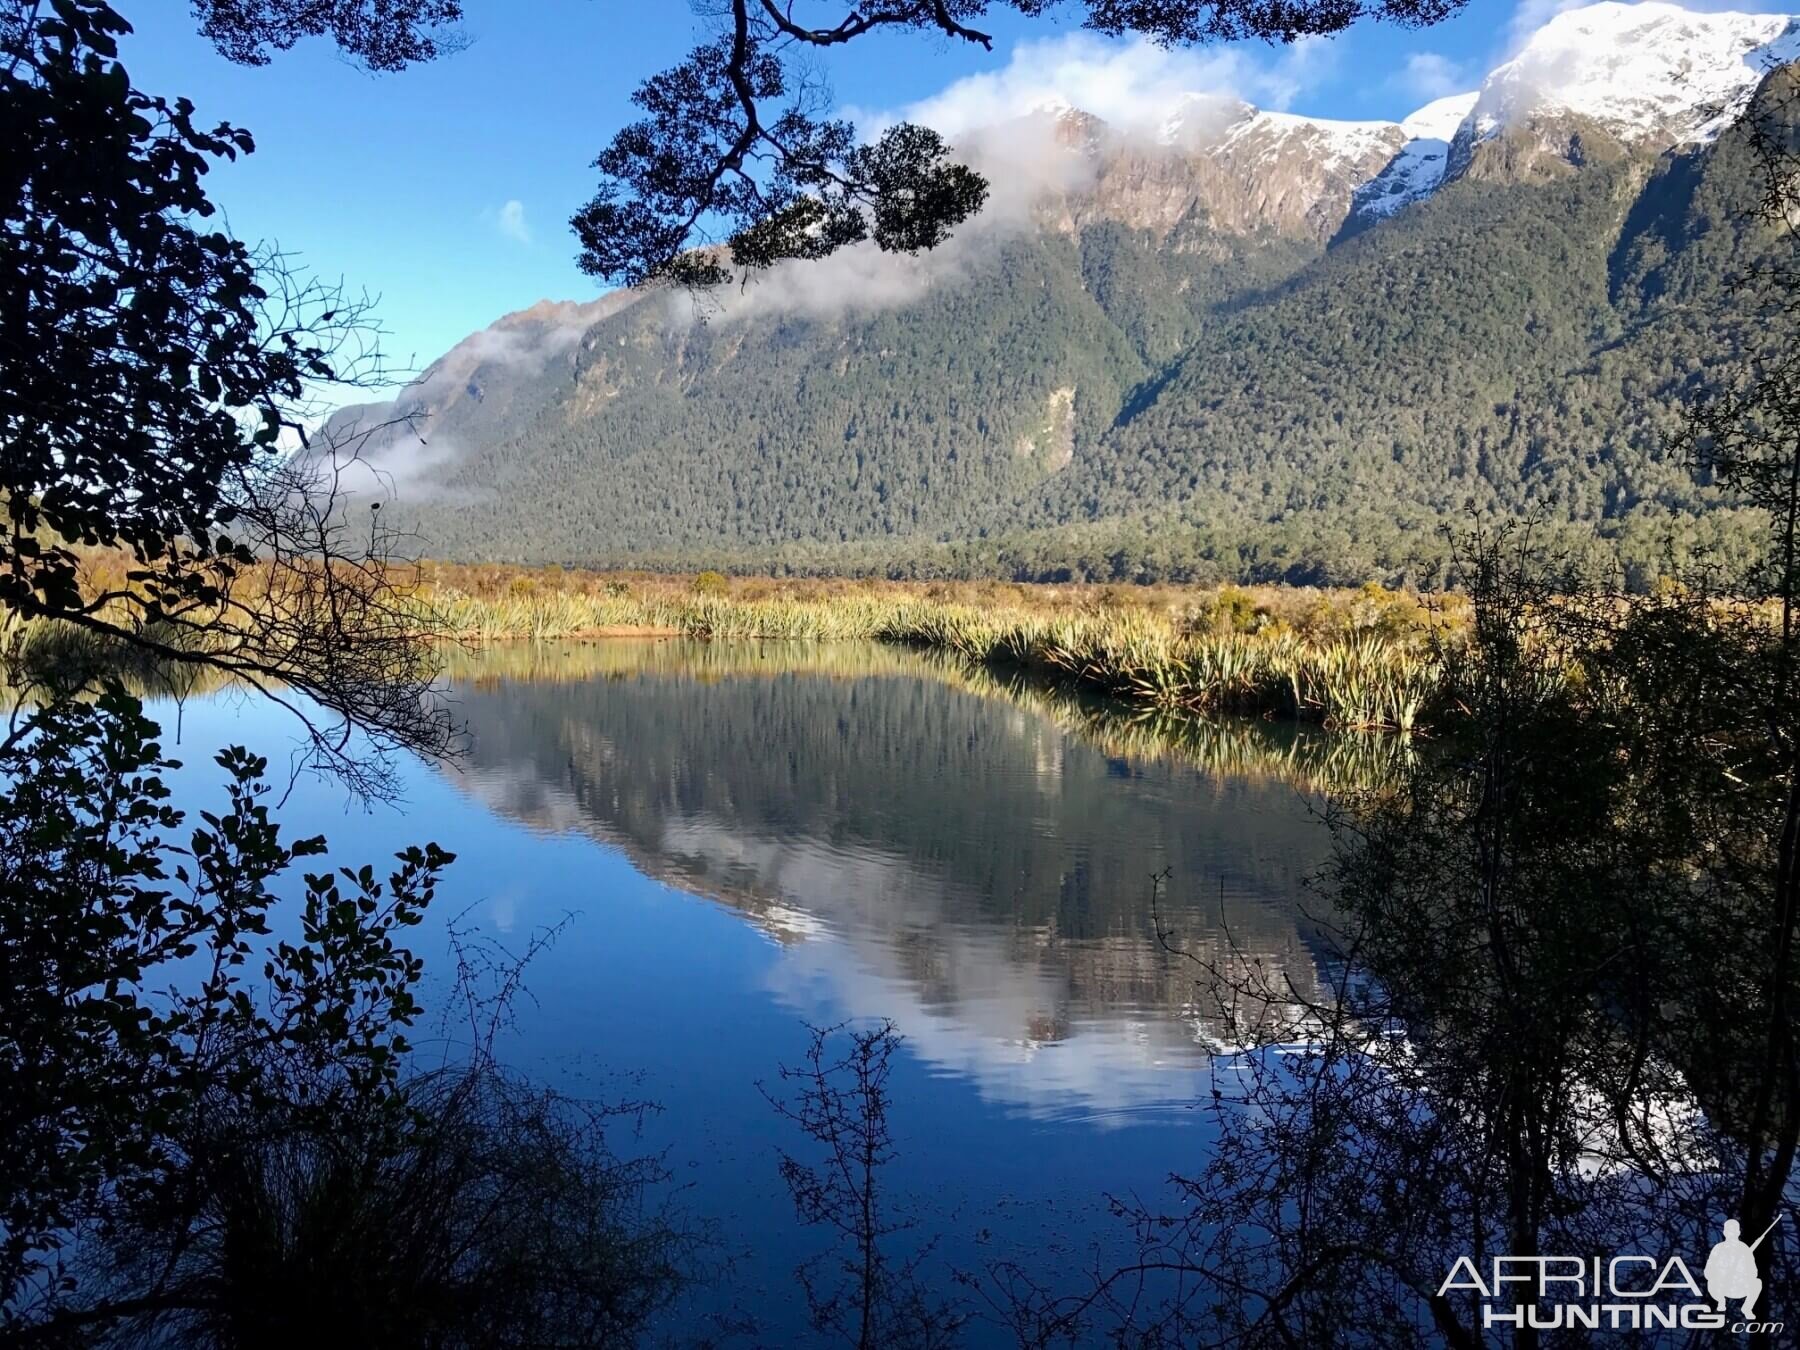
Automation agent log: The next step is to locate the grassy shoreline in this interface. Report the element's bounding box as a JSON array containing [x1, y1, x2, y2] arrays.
[[7, 562, 1463, 732], [415, 565, 1462, 731]]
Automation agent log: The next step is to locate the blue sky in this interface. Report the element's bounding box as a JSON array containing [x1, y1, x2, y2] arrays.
[[118, 0, 1778, 387]]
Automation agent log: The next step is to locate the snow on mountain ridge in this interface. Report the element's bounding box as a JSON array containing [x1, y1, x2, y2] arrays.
[[1219, 110, 1402, 171], [1400, 92, 1478, 144], [1348, 92, 1480, 224], [994, 2, 1797, 238], [1470, 1, 1798, 146]]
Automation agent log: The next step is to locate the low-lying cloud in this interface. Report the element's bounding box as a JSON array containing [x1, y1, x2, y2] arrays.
[[848, 31, 1329, 137], [704, 32, 1341, 324], [684, 110, 1099, 325], [314, 299, 612, 501]]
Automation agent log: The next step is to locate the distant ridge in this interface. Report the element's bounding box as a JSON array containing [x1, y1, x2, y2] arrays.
[[326, 4, 1799, 585]]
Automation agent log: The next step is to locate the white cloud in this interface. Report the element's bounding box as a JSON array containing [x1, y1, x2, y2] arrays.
[[495, 198, 532, 245], [1390, 51, 1473, 102], [709, 31, 1367, 324], [846, 31, 1332, 141]]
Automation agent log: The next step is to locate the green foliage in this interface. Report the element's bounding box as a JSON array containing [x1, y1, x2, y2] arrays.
[[3, 0, 270, 620], [385, 230, 1160, 559], [0, 686, 452, 1331], [369, 103, 1790, 585]]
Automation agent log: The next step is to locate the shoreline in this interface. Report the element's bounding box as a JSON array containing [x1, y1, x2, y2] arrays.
[[419, 574, 1453, 732]]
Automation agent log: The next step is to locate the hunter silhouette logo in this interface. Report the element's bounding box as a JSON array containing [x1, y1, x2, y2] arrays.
[[1704, 1218, 1778, 1318]]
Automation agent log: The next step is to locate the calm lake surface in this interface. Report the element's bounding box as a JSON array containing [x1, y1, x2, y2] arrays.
[[149, 639, 1344, 1343]]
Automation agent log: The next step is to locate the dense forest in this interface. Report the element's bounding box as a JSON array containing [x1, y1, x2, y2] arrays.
[[332, 74, 1795, 587]]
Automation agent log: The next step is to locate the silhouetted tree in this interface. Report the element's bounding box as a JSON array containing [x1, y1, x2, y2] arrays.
[[0, 685, 447, 1336], [981, 521, 1800, 1347], [188, 0, 463, 70], [0, 686, 698, 1349], [765, 1021, 966, 1350], [3, 0, 452, 783], [1666, 61, 1800, 1329], [570, 0, 1469, 285]]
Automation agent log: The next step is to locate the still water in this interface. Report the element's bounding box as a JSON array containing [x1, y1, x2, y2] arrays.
[[152, 639, 1343, 1342]]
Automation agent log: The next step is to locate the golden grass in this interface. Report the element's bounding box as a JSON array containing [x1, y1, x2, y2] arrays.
[[410, 565, 1461, 731], [5, 557, 1464, 732]]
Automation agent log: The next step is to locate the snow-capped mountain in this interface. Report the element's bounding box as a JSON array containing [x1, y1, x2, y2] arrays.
[[331, 0, 1800, 573], [1468, 1, 1799, 148], [1349, 92, 1479, 223], [1035, 1, 1800, 241], [1034, 99, 1410, 242]]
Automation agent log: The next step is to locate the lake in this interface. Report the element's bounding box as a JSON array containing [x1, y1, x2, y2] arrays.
[[149, 639, 1347, 1343]]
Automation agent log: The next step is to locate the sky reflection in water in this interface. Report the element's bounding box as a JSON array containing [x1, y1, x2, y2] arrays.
[[150, 640, 1338, 1339]]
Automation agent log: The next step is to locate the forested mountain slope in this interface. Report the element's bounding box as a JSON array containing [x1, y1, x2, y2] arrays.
[[1035, 118, 1765, 551], [326, 3, 1800, 584]]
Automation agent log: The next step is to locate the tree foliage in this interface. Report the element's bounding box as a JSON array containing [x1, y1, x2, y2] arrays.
[[189, 0, 462, 71], [574, 0, 1468, 285], [0, 686, 449, 1335], [0, 686, 700, 1348], [3, 0, 454, 779]]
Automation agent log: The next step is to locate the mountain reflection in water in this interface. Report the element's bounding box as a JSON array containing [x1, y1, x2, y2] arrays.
[[440, 640, 1341, 1120]]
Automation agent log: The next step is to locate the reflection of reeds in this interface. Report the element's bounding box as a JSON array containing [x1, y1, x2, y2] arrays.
[[2, 612, 231, 701], [943, 660, 1414, 797], [422, 587, 1453, 731], [437, 641, 1413, 797]]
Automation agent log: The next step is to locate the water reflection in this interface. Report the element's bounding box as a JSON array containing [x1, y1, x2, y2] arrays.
[[440, 640, 1338, 1119]]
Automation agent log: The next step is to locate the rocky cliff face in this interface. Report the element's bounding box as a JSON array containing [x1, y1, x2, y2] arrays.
[[333, 1, 1800, 468], [1040, 3, 1798, 245], [1068, 107, 1405, 242]]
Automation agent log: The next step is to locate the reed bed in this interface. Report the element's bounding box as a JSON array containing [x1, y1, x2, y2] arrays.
[[871, 605, 1443, 730], [11, 557, 1459, 733], [416, 570, 1456, 732]]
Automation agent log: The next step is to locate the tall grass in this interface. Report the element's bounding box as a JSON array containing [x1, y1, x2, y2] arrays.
[[948, 659, 1417, 797], [864, 604, 1444, 729], [9, 557, 1459, 734], [417, 571, 1455, 732]]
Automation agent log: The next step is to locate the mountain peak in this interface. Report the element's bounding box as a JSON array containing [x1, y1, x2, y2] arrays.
[[1472, 1, 1798, 147], [1032, 1, 1800, 243]]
